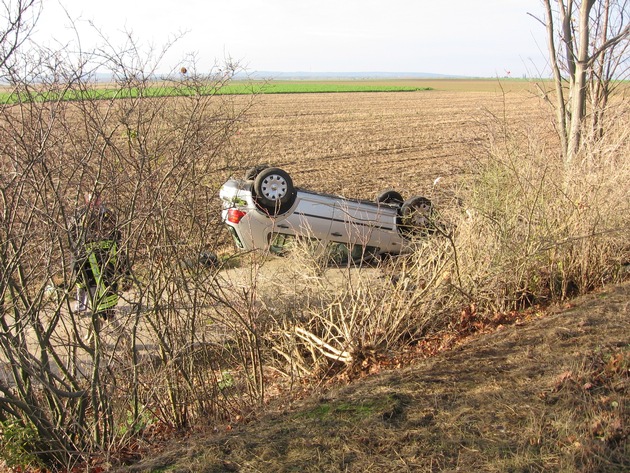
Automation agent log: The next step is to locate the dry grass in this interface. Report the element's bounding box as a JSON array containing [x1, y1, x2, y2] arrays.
[[116, 281, 629, 473], [449, 119, 630, 313]]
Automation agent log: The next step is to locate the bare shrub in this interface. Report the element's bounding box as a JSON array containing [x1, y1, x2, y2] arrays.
[[453, 105, 630, 313], [0, 32, 255, 468], [240, 235, 463, 381]]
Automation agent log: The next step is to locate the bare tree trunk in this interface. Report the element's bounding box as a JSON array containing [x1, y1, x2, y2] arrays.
[[590, 0, 610, 143], [567, 0, 596, 165], [539, 0, 629, 172], [544, 0, 569, 159]]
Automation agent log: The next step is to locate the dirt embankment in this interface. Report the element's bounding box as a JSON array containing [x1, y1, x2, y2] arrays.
[[118, 281, 629, 473]]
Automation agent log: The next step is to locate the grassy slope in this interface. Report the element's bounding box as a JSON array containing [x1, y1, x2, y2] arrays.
[[117, 281, 629, 473]]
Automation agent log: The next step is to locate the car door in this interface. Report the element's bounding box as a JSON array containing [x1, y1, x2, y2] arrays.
[[331, 199, 397, 247]]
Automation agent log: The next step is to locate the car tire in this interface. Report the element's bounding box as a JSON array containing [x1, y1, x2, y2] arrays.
[[400, 196, 435, 237], [244, 164, 270, 181], [376, 189, 404, 206], [253, 167, 296, 214]]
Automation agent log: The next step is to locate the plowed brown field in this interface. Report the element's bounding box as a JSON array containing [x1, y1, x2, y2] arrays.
[[230, 81, 553, 202]]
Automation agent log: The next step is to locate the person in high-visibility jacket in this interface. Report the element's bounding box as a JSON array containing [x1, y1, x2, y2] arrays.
[[70, 192, 130, 320]]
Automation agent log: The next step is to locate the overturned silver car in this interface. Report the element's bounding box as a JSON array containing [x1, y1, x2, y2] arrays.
[[219, 166, 435, 263]]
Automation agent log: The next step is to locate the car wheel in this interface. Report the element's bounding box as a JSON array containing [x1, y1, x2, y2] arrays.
[[253, 167, 296, 214], [244, 164, 270, 180], [400, 196, 434, 237], [376, 189, 404, 206]]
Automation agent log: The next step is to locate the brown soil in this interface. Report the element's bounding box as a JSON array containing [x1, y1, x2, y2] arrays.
[[228, 86, 552, 202], [117, 281, 629, 473]]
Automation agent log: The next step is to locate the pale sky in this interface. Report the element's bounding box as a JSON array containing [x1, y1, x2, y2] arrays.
[[32, 0, 549, 78]]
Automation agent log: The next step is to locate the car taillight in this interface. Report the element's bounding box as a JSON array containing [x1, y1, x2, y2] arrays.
[[227, 208, 246, 224]]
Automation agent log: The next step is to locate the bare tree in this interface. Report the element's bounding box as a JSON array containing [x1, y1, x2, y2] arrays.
[[0, 0, 39, 72], [0, 15, 258, 469], [534, 0, 629, 167]]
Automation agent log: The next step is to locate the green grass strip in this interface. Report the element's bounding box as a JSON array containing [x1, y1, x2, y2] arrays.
[[0, 82, 430, 104]]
